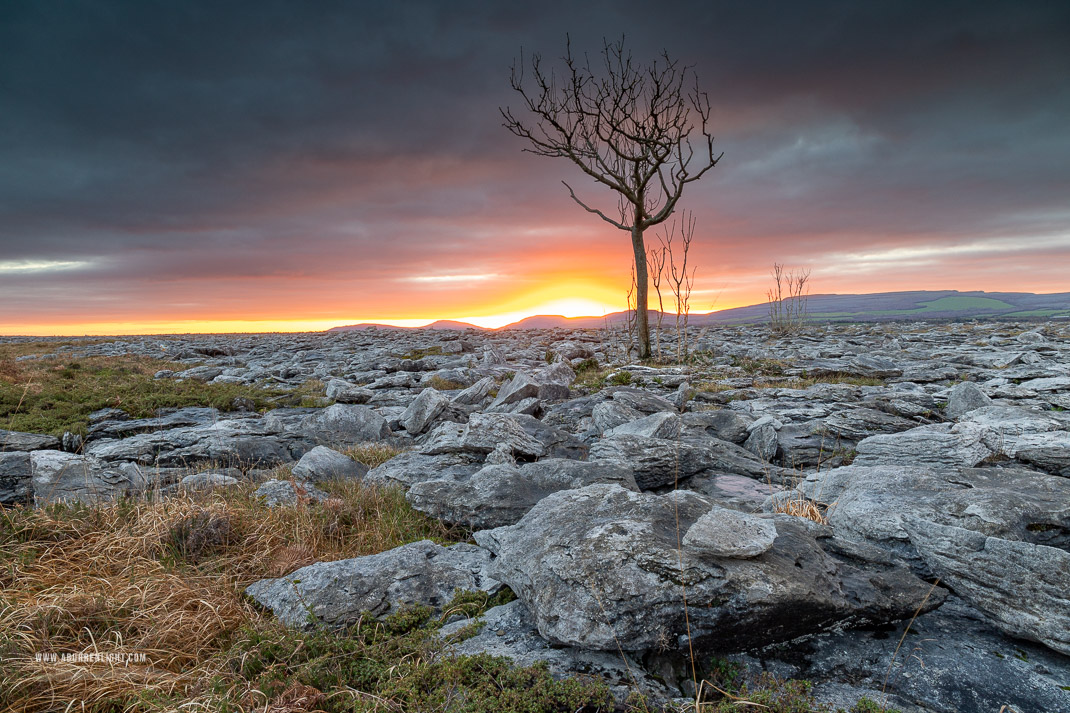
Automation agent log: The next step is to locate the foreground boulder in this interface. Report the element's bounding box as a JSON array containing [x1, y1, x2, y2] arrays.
[[246, 540, 499, 628], [291, 445, 368, 482], [0, 428, 62, 452], [855, 423, 992, 467], [791, 464, 1070, 568], [904, 517, 1070, 655], [406, 459, 637, 529], [0, 452, 31, 505], [475, 484, 941, 653], [754, 595, 1070, 713], [301, 404, 390, 445], [31, 451, 150, 506], [441, 600, 671, 706]]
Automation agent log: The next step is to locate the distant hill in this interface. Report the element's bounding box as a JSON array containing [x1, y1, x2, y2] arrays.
[[694, 290, 1070, 325], [327, 290, 1070, 332], [329, 319, 480, 332]]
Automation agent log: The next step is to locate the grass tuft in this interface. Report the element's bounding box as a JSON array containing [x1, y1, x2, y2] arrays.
[[0, 480, 458, 711]]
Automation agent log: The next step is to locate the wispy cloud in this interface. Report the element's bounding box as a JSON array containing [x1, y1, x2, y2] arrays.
[[0, 259, 92, 274], [822, 234, 1070, 273], [403, 274, 503, 284]]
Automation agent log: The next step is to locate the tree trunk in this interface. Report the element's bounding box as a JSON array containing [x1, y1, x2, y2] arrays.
[[631, 224, 651, 359]]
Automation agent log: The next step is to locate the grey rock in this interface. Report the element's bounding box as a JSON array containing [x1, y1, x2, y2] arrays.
[[483, 442, 516, 466], [175, 365, 224, 381], [682, 506, 778, 558], [0, 429, 61, 452], [364, 450, 481, 489], [324, 379, 373, 404], [824, 407, 916, 441], [254, 478, 330, 507], [399, 388, 450, 434], [462, 413, 548, 459], [686, 473, 783, 511], [610, 388, 677, 414], [1004, 431, 1070, 477], [451, 376, 495, 406], [591, 400, 644, 433], [476, 484, 941, 653], [179, 472, 239, 490], [488, 372, 539, 409], [855, 423, 991, 467], [291, 445, 368, 482], [944, 381, 992, 419], [904, 517, 1070, 655], [605, 411, 682, 439], [1016, 330, 1047, 344], [245, 540, 499, 628], [32, 451, 150, 505], [88, 418, 307, 469], [442, 600, 671, 707], [743, 423, 779, 462], [681, 410, 754, 443], [756, 596, 1070, 713], [407, 458, 637, 529], [589, 434, 710, 489], [301, 404, 390, 445], [0, 451, 32, 505], [792, 464, 1070, 569]]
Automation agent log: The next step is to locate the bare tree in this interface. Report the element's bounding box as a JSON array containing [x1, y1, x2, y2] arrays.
[[501, 36, 721, 358], [625, 262, 637, 358], [660, 211, 697, 361], [648, 243, 667, 360], [767, 263, 811, 334]]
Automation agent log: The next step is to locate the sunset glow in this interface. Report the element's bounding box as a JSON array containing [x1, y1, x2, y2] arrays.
[[2, 3, 1068, 335]]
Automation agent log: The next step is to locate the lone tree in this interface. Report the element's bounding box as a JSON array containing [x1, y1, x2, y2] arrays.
[[502, 37, 720, 358]]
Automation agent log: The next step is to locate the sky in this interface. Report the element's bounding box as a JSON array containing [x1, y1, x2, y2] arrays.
[[1, 0, 1069, 335]]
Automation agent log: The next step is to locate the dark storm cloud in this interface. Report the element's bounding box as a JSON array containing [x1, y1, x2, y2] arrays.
[[1, 0, 1069, 324]]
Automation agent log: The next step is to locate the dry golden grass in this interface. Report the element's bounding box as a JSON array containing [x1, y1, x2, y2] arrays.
[[0, 480, 456, 712], [769, 494, 831, 525], [343, 442, 408, 469]]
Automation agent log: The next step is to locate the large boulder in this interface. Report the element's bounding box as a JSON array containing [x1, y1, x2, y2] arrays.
[[590, 434, 780, 489], [291, 445, 368, 483], [823, 407, 916, 441], [681, 410, 754, 444], [255, 479, 330, 507], [418, 413, 547, 459], [790, 464, 1070, 569], [591, 400, 644, 433], [944, 381, 992, 419], [441, 600, 671, 707], [87, 418, 306, 469], [324, 378, 373, 404], [855, 423, 991, 468], [488, 372, 540, 410], [475, 484, 941, 653], [301, 404, 390, 445], [31, 451, 150, 506], [0, 429, 61, 452], [605, 411, 682, 439], [754, 595, 1070, 713], [245, 541, 499, 628], [0, 452, 32, 505], [363, 451, 481, 489], [407, 458, 637, 529], [451, 376, 495, 406], [399, 388, 450, 434], [904, 518, 1070, 655]]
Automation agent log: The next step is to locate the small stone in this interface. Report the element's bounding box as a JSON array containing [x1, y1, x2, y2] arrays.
[[682, 506, 778, 558]]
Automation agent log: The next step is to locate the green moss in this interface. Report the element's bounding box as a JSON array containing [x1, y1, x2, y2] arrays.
[[199, 604, 612, 712], [0, 351, 315, 437]]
